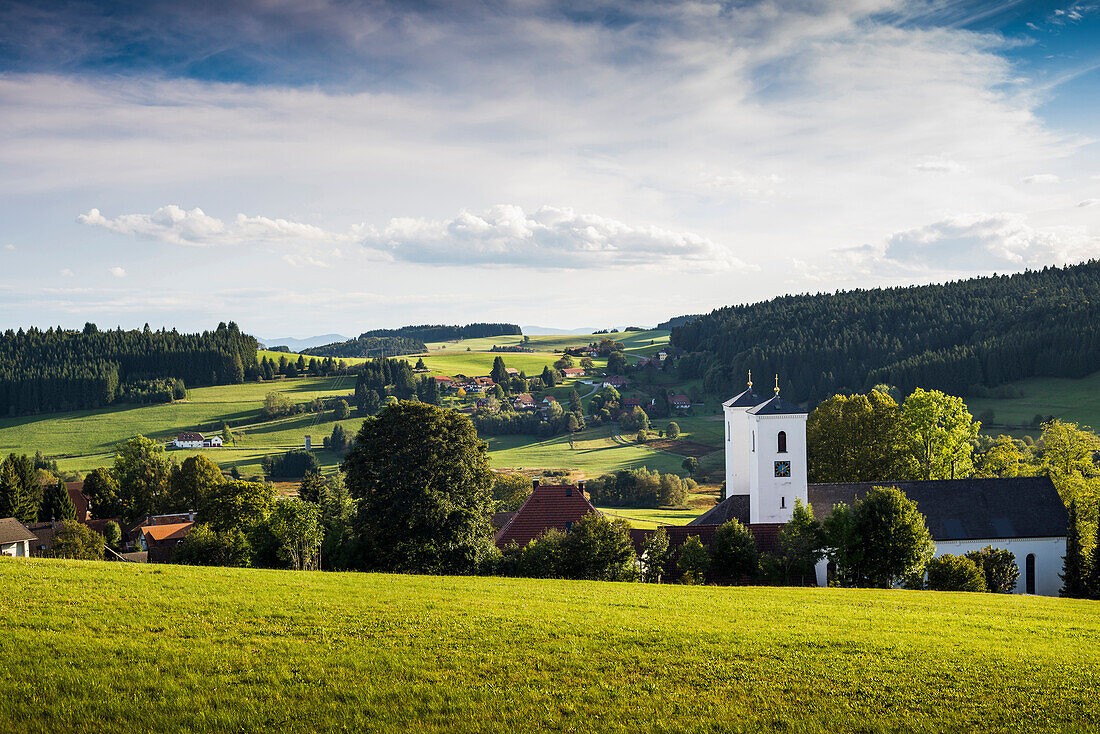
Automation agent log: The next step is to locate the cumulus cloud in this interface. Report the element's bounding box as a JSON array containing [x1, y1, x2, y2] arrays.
[[80, 203, 741, 270], [361, 205, 742, 269], [831, 213, 1100, 276], [109, 266, 126, 277], [1022, 173, 1061, 184], [79, 206, 331, 247], [59, 268, 73, 277]]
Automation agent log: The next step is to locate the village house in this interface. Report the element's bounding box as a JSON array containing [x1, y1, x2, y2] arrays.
[[473, 376, 496, 388], [602, 376, 627, 389], [505, 367, 520, 377], [0, 517, 36, 557], [495, 481, 598, 548], [513, 393, 536, 411], [173, 433, 222, 449], [561, 367, 586, 379], [669, 394, 691, 410]]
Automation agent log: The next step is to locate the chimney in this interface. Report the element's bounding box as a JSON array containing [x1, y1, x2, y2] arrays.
[[532, 478, 540, 489], [566, 486, 572, 497]]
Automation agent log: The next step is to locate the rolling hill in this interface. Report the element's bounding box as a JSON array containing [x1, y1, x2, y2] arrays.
[[2, 558, 1098, 733]]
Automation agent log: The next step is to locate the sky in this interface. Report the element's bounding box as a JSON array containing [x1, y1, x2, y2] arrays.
[[1, 0, 1099, 338]]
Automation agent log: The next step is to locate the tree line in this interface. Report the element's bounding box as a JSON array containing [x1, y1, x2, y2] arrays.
[[0, 322, 257, 416], [670, 260, 1100, 404]]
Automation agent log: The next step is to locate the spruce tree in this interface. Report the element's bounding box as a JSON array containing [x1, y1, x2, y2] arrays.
[[1060, 500, 1086, 598], [40, 480, 76, 522]]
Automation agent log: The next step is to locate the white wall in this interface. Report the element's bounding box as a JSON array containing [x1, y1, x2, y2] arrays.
[[723, 405, 752, 499], [813, 536, 1066, 596], [750, 413, 808, 524], [1, 540, 29, 557]]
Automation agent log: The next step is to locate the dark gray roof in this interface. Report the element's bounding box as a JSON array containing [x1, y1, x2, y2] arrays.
[[722, 389, 761, 408], [689, 494, 750, 527], [0, 517, 36, 544], [807, 476, 1068, 541], [747, 395, 806, 415]]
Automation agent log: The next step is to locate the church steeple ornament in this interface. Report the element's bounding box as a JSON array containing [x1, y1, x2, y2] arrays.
[[747, 370, 753, 389], [774, 374, 780, 395]]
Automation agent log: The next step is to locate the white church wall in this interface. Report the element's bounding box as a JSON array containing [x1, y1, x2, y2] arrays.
[[750, 414, 807, 524], [723, 404, 753, 499], [813, 536, 1065, 596]]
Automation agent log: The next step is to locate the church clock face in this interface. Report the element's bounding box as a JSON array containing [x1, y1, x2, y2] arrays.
[[774, 460, 791, 478]]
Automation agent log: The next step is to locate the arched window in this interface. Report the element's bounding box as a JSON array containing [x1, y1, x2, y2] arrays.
[[1026, 554, 1036, 595], [752, 430, 756, 452], [777, 431, 787, 453]]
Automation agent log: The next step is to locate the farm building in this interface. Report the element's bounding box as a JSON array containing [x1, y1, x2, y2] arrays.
[[495, 481, 598, 548], [602, 376, 626, 388], [561, 368, 586, 378], [513, 394, 536, 410], [173, 433, 222, 449], [0, 518, 36, 557], [668, 394, 691, 410]]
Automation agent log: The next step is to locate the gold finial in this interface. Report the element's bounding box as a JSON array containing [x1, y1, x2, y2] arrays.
[[747, 369, 753, 388], [774, 374, 780, 394]]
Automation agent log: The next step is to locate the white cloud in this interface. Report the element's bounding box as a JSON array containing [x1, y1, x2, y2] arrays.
[[361, 205, 742, 269], [59, 268, 73, 277], [913, 158, 968, 174], [830, 213, 1100, 276], [1079, 199, 1099, 207], [2, 244, 13, 251], [80, 203, 741, 270], [109, 266, 126, 278], [1022, 173, 1061, 184], [78, 206, 332, 247]]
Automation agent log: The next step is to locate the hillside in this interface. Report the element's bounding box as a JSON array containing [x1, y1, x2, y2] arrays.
[[2, 559, 1099, 733], [672, 261, 1100, 403], [304, 323, 522, 357]]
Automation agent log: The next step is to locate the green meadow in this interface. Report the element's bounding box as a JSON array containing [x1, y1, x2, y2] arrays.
[[485, 426, 685, 476], [967, 371, 1100, 437], [2, 558, 1098, 733]]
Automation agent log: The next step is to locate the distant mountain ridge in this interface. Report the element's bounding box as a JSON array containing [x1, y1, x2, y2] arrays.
[[258, 334, 349, 351]]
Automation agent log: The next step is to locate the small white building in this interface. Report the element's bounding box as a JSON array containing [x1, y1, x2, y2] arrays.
[[173, 433, 222, 448], [0, 518, 36, 558]]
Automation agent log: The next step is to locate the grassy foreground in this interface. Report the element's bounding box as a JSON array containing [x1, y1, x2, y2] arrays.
[[2, 559, 1099, 733]]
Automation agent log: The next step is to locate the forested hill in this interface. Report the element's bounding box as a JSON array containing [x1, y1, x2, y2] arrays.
[[358, 323, 521, 342], [0, 322, 258, 416], [302, 322, 521, 358], [671, 261, 1100, 404], [301, 335, 427, 359]]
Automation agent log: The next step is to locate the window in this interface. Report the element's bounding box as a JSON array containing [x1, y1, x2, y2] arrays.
[[565, 522, 573, 532], [1026, 553, 1036, 595], [781, 496, 786, 509], [566, 487, 572, 497], [777, 431, 787, 453], [752, 431, 756, 452], [774, 461, 791, 478], [726, 421, 730, 442]]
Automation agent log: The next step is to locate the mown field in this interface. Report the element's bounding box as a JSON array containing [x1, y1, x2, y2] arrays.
[[967, 371, 1100, 437], [2, 558, 1098, 733]]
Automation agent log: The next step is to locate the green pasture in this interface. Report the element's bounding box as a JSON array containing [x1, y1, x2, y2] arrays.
[[596, 505, 707, 528], [967, 371, 1100, 436], [486, 426, 684, 476], [423, 328, 669, 355], [3, 559, 1099, 733]]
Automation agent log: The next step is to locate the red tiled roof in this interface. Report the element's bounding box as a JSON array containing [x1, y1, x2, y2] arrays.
[[65, 482, 89, 522], [474, 377, 495, 386], [562, 368, 585, 376], [433, 376, 454, 383], [177, 432, 204, 441], [495, 484, 597, 548], [141, 522, 193, 543], [514, 393, 535, 406]]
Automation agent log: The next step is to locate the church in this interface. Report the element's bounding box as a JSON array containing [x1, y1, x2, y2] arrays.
[[689, 375, 1069, 596]]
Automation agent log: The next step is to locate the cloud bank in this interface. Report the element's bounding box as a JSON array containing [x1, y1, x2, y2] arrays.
[[79, 204, 739, 270]]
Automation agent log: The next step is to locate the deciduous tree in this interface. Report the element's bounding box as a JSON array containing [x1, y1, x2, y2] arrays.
[[711, 519, 759, 580], [342, 401, 496, 574], [900, 389, 979, 480]]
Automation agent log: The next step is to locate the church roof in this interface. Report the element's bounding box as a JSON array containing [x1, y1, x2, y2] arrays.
[[809, 477, 1067, 541], [494, 483, 597, 548], [722, 388, 762, 408], [688, 495, 750, 527], [747, 395, 806, 415]]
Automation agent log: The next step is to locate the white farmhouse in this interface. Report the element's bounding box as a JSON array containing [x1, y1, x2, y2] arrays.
[[694, 373, 1069, 596], [173, 433, 223, 448], [0, 518, 36, 557]]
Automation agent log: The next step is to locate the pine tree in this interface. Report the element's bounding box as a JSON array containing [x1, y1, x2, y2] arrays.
[[40, 480, 76, 522], [1061, 500, 1086, 598]]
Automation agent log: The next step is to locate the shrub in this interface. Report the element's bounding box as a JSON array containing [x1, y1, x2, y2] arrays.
[[965, 546, 1018, 593], [710, 519, 759, 581], [49, 521, 105, 560], [927, 554, 987, 592], [677, 536, 709, 584], [262, 450, 321, 479], [558, 513, 637, 582], [174, 524, 252, 567], [666, 421, 680, 439]]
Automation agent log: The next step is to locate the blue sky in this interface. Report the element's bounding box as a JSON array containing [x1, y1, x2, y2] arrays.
[[1, 0, 1099, 337]]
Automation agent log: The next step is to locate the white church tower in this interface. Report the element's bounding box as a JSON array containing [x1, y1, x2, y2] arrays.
[[723, 373, 808, 524]]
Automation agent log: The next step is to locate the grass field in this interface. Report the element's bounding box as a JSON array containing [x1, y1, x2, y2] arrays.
[[486, 426, 684, 476], [3, 558, 1099, 733], [967, 371, 1100, 438]]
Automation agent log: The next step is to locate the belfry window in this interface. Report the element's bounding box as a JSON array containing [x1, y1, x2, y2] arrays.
[[777, 431, 787, 453]]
